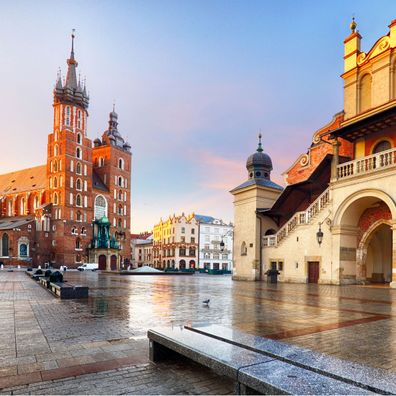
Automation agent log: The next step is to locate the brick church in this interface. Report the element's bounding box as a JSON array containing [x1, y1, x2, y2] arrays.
[[0, 33, 132, 270]]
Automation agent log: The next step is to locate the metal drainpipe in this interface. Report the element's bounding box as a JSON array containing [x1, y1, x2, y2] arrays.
[[256, 212, 263, 281]]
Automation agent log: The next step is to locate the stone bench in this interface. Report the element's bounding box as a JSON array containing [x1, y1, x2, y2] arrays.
[[39, 277, 50, 288], [186, 324, 396, 394], [49, 282, 88, 299], [147, 326, 375, 395]]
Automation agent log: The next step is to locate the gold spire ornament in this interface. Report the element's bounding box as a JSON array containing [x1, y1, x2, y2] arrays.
[[350, 17, 357, 33]]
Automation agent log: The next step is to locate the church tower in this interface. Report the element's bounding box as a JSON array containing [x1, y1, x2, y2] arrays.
[[47, 31, 93, 266], [230, 135, 283, 281]]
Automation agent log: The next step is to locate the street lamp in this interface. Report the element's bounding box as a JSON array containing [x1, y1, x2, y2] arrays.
[[316, 223, 324, 246], [220, 239, 225, 252]]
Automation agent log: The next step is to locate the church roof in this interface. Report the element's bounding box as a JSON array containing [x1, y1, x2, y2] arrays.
[[0, 216, 34, 230], [230, 178, 283, 194], [92, 170, 109, 192], [0, 165, 46, 196]]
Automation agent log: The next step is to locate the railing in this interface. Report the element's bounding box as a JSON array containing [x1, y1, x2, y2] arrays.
[[337, 147, 396, 180], [262, 188, 330, 247]]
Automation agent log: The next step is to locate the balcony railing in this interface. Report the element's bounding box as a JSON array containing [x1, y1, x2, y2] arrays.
[[337, 147, 396, 180], [262, 188, 330, 247]]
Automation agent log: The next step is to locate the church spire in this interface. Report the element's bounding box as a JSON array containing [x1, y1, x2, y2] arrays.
[[257, 133, 263, 153], [65, 29, 78, 90]]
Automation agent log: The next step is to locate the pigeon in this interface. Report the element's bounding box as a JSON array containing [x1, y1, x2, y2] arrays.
[[202, 299, 210, 306]]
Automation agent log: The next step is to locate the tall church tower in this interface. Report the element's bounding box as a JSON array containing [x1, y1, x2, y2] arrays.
[[47, 31, 93, 265]]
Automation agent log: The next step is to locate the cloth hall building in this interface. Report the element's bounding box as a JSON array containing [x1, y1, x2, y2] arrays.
[[0, 34, 132, 270], [232, 19, 396, 287]]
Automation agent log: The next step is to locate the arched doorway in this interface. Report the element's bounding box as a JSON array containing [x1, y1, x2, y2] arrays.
[[110, 255, 117, 271], [98, 255, 106, 270], [358, 221, 392, 283], [179, 260, 186, 269], [189, 260, 195, 269], [334, 190, 396, 285]]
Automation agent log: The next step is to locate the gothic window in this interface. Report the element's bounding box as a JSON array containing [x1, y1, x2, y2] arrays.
[[76, 194, 82, 207], [54, 145, 59, 157], [76, 147, 81, 159], [118, 205, 123, 215], [54, 193, 58, 205], [373, 140, 391, 154], [75, 238, 81, 249], [241, 241, 247, 256], [118, 190, 122, 200], [77, 111, 82, 129], [81, 227, 86, 235], [71, 226, 77, 234], [77, 133, 82, 144], [94, 195, 107, 219], [20, 198, 25, 215], [19, 243, 28, 257], [118, 158, 124, 170], [118, 176, 123, 187], [359, 74, 372, 113], [76, 211, 82, 221], [65, 106, 71, 126], [118, 218, 122, 228], [76, 162, 82, 175], [2, 234, 9, 256], [76, 178, 82, 191], [54, 177, 58, 188], [54, 161, 58, 172]]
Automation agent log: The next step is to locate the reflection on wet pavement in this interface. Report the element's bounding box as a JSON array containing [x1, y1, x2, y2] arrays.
[[1, 270, 396, 391]]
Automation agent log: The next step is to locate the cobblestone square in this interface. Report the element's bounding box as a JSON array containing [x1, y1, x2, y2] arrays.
[[1, 271, 396, 394]]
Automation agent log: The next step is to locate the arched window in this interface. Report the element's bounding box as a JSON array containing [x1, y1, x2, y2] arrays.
[[359, 74, 372, 113], [94, 195, 107, 219], [76, 238, 81, 249], [118, 218, 122, 228], [77, 132, 82, 144], [76, 211, 82, 221], [76, 162, 82, 175], [241, 241, 247, 256], [54, 144, 59, 157], [53, 177, 58, 188], [76, 147, 81, 159], [76, 178, 82, 191], [118, 158, 124, 170], [76, 194, 82, 207], [54, 193, 58, 205], [373, 140, 392, 154], [77, 111, 82, 129], [20, 198, 25, 215], [118, 190, 123, 200], [19, 243, 28, 257], [118, 176, 123, 187], [2, 234, 9, 256], [65, 106, 71, 126], [118, 205, 123, 215], [81, 227, 86, 235], [99, 157, 104, 167], [71, 226, 77, 235], [54, 160, 58, 172]]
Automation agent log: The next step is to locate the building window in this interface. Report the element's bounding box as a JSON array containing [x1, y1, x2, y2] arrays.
[[53, 177, 58, 188], [76, 194, 82, 207], [77, 132, 82, 144], [76, 211, 82, 222], [71, 226, 77, 235], [181, 227, 185, 234], [76, 178, 82, 191], [179, 248, 186, 256], [19, 243, 28, 257], [77, 111, 82, 130], [70, 160, 74, 172], [372, 140, 391, 154], [76, 238, 81, 250], [53, 193, 58, 205], [191, 237, 195, 243], [189, 248, 195, 256], [241, 241, 247, 256], [359, 74, 372, 113], [65, 106, 71, 126], [76, 162, 82, 175], [99, 157, 104, 167], [118, 218, 122, 228], [118, 158, 124, 170], [76, 147, 81, 159], [118, 190, 123, 200], [54, 144, 59, 157], [2, 234, 9, 256], [81, 227, 86, 235]]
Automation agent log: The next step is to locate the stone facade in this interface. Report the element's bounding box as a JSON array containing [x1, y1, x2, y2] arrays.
[[232, 19, 396, 288]]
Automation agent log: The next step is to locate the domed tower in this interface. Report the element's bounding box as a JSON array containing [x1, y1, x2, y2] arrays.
[[230, 134, 283, 281], [246, 134, 273, 181]]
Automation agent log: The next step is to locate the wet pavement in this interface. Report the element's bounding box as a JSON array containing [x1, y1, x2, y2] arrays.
[[1, 270, 396, 393]]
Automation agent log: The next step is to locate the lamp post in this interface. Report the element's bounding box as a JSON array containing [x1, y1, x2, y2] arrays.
[[316, 214, 331, 246], [220, 230, 233, 252]]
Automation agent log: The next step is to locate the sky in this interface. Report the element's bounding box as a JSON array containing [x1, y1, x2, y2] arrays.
[[0, 0, 395, 232]]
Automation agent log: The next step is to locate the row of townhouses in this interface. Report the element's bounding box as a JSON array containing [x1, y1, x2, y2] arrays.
[[130, 213, 233, 271]]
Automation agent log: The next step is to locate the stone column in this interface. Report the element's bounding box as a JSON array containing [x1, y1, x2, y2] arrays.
[[331, 138, 341, 181], [390, 223, 396, 288]]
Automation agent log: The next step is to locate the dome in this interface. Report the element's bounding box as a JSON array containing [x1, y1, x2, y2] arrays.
[[246, 151, 272, 170]]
